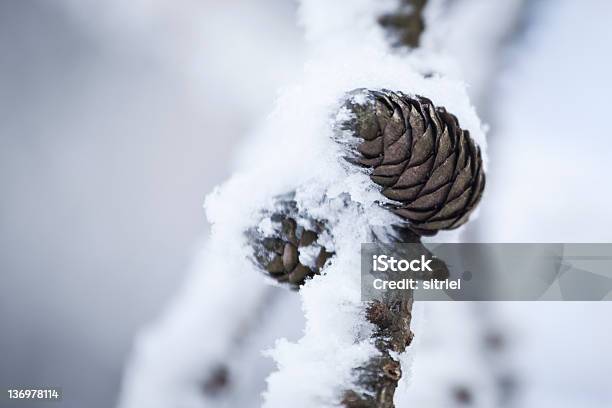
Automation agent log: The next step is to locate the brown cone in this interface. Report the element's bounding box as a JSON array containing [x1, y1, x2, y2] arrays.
[[342, 89, 485, 236], [247, 194, 334, 289]]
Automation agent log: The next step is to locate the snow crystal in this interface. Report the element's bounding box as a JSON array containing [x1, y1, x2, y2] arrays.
[[298, 244, 320, 269]]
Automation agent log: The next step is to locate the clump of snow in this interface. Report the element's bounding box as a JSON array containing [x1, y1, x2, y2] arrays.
[[298, 244, 321, 269]]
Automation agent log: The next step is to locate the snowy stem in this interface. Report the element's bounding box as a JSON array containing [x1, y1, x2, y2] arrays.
[[342, 228, 422, 408]]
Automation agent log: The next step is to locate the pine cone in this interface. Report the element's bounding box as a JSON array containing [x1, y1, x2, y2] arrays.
[[247, 194, 334, 289], [340, 89, 485, 236]]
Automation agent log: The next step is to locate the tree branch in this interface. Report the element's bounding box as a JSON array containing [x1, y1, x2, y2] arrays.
[[379, 0, 428, 48]]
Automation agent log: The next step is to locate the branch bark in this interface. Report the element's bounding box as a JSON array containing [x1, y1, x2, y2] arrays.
[[342, 228, 447, 408]]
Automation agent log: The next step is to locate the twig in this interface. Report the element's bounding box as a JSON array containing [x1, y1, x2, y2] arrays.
[[342, 228, 447, 408]]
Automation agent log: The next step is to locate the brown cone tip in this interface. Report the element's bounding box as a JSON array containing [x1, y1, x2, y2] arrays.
[[342, 89, 485, 236]]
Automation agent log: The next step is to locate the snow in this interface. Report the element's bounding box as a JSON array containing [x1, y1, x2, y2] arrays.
[[298, 244, 321, 269], [298, 0, 395, 50], [118, 238, 274, 408]]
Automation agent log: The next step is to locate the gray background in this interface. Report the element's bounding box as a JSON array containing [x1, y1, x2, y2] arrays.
[[0, 1, 301, 407], [1, 1, 612, 407]]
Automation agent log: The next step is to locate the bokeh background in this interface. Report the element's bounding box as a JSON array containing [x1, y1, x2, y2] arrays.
[[0, 1, 303, 407], [1, 1, 611, 407]]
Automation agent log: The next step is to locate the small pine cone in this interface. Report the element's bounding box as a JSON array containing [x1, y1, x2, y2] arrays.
[[247, 194, 334, 289], [340, 89, 485, 236]]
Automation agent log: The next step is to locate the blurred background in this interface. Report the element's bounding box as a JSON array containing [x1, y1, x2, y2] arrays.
[[1, 0, 611, 407], [0, 1, 303, 407]]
